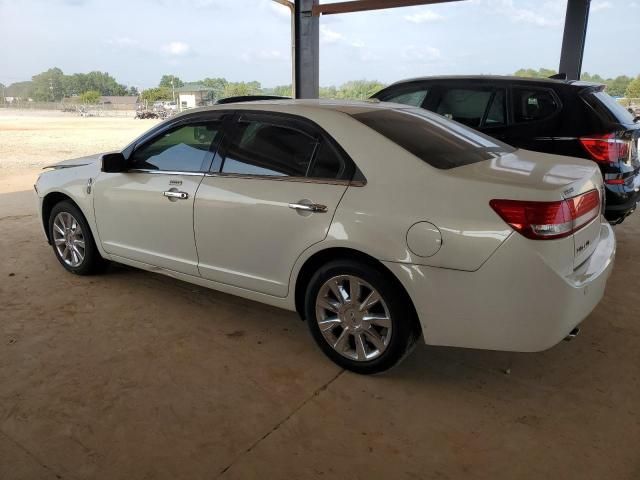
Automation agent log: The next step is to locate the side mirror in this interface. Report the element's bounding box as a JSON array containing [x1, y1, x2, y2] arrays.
[[102, 152, 127, 173]]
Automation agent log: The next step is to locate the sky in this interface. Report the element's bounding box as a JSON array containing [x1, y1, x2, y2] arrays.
[[0, 0, 638, 89]]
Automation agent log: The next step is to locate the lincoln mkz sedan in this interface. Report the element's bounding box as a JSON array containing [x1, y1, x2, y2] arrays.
[[35, 100, 616, 374]]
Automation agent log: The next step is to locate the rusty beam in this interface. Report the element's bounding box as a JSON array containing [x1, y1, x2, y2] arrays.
[[312, 0, 462, 16]]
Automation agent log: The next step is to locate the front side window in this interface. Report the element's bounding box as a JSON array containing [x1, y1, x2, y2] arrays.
[[513, 88, 559, 123], [386, 89, 429, 107], [436, 88, 494, 128], [222, 114, 318, 177], [131, 121, 221, 172]]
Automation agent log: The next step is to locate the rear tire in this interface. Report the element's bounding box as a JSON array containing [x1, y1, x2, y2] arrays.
[[304, 259, 418, 374], [48, 201, 108, 275]]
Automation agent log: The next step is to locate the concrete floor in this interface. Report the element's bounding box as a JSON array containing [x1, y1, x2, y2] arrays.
[[1, 178, 639, 480]]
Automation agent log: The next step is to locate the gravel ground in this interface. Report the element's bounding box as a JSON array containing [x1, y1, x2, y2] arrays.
[[0, 109, 159, 173]]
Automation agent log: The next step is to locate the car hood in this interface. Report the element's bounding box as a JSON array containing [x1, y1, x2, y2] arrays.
[[44, 152, 108, 170]]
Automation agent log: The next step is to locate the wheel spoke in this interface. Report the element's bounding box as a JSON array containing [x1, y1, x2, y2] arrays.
[[318, 317, 342, 332], [54, 238, 66, 245], [362, 314, 391, 329], [71, 244, 84, 262], [74, 239, 85, 249], [363, 328, 385, 351], [349, 276, 361, 304], [359, 290, 380, 312], [328, 280, 348, 304], [317, 297, 340, 313], [333, 328, 350, 353], [62, 246, 69, 260], [53, 222, 65, 236], [354, 333, 367, 361]]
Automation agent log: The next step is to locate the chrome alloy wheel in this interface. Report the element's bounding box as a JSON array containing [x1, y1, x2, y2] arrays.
[[52, 212, 86, 267], [315, 275, 392, 362]]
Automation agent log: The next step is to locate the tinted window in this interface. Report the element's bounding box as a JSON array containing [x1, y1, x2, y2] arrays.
[[131, 122, 220, 172], [513, 88, 558, 123], [587, 90, 636, 125], [308, 141, 345, 179], [222, 115, 318, 177], [352, 107, 515, 170], [436, 89, 493, 128], [386, 89, 429, 107], [484, 90, 506, 126]]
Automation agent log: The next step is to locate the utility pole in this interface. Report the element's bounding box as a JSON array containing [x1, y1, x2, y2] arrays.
[[171, 78, 176, 103], [272, 0, 295, 96]]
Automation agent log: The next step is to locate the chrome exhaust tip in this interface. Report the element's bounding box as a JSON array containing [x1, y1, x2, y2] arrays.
[[564, 327, 581, 342]]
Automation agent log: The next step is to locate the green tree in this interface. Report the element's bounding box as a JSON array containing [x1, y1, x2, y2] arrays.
[[141, 87, 172, 102], [5, 81, 33, 99], [271, 84, 292, 97], [335, 80, 386, 100], [159, 75, 184, 88], [31, 67, 65, 101], [514, 67, 558, 79], [222, 81, 262, 98], [607, 75, 632, 97], [319, 85, 338, 99], [79, 90, 101, 104], [625, 76, 640, 99], [201, 77, 228, 100], [128, 86, 139, 96]]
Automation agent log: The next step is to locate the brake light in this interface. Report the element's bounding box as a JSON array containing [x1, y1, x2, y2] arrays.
[[579, 133, 630, 164], [490, 190, 600, 240]]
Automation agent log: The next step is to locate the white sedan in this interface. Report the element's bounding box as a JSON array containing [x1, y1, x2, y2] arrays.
[[35, 100, 616, 374]]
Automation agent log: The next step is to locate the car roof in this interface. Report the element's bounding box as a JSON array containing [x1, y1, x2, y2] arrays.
[[385, 75, 603, 89], [171, 99, 404, 119]]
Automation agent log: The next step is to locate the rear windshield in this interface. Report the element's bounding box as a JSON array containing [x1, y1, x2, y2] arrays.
[[351, 107, 515, 169], [587, 91, 636, 125]]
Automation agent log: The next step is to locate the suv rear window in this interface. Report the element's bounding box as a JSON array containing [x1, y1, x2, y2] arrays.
[[352, 107, 515, 169], [586, 90, 636, 125]]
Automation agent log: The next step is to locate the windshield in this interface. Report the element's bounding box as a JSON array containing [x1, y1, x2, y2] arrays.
[[351, 107, 515, 169]]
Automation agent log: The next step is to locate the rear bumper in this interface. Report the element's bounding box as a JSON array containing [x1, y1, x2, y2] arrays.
[[604, 174, 640, 219], [384, 221, 616, 352]]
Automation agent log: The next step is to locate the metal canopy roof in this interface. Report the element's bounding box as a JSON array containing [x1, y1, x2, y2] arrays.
[[279, 0, 591, 98]]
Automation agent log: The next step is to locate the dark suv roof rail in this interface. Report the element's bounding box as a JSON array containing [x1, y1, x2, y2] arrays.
[[215, 95, 291, 105]]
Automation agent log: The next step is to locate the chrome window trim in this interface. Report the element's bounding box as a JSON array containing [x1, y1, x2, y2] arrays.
[[204, 172, 365, 187], [127, 169, 205, 177]]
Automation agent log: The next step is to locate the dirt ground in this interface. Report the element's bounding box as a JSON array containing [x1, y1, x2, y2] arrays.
[[0, 111, 639, 480]]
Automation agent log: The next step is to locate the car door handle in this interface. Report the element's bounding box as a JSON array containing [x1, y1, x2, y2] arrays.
[[163, 190, 189, 200], [288, 202, 328, 213]]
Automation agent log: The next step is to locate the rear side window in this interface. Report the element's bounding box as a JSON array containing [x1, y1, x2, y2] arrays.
[[222, 114, 318, 177], [385, 89, 429, 107], [485, 90, 506, 126], [352, 107, 515, 170], [585, 90, 636, 125], [513, 88, 559, 123], [436, 89, 493, 128]]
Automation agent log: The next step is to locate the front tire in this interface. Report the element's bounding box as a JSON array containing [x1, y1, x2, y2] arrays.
[[304, 259, 418, 374], [48, 200, 107, 275]]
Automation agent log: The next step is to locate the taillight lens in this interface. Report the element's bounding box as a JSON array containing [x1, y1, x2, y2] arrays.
[[579, 133, 630, 164], [490, 190, 600, 240]]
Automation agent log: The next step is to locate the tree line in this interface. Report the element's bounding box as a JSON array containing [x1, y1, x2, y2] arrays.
[[1, 67, 137, 102], [513, 68, 640, 98], [2, 67, 640, 104]]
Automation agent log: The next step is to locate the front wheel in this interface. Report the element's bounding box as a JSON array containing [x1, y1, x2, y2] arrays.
[[48, 201, 107, 275], [304, 260, 418, 374]]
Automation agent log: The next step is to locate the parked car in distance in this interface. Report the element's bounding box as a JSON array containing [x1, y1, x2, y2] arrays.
[[372, 76, 640, 224], [35, 100, 615, 374]]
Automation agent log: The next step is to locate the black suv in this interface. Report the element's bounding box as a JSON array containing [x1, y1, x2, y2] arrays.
[[372, 76, 640, 223]]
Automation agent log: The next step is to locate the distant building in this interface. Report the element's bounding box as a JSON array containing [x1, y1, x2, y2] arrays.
[[175, 84, 215, 110]]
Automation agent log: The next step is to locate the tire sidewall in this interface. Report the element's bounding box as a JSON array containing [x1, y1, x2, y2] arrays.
[[48, 201, 100, 275], [304, 260, 415, 374]]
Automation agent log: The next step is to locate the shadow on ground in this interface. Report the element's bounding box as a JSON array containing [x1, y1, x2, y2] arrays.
[[1, 189, 638, 480]]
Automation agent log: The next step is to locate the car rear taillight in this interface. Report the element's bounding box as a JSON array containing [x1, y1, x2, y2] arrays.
[[490, 190, 600, 240], [579, 133, 630, 164]]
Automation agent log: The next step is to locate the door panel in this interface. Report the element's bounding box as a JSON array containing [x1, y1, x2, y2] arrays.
[[94, 172, 203, 275], [194, 176, 347, 297]]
